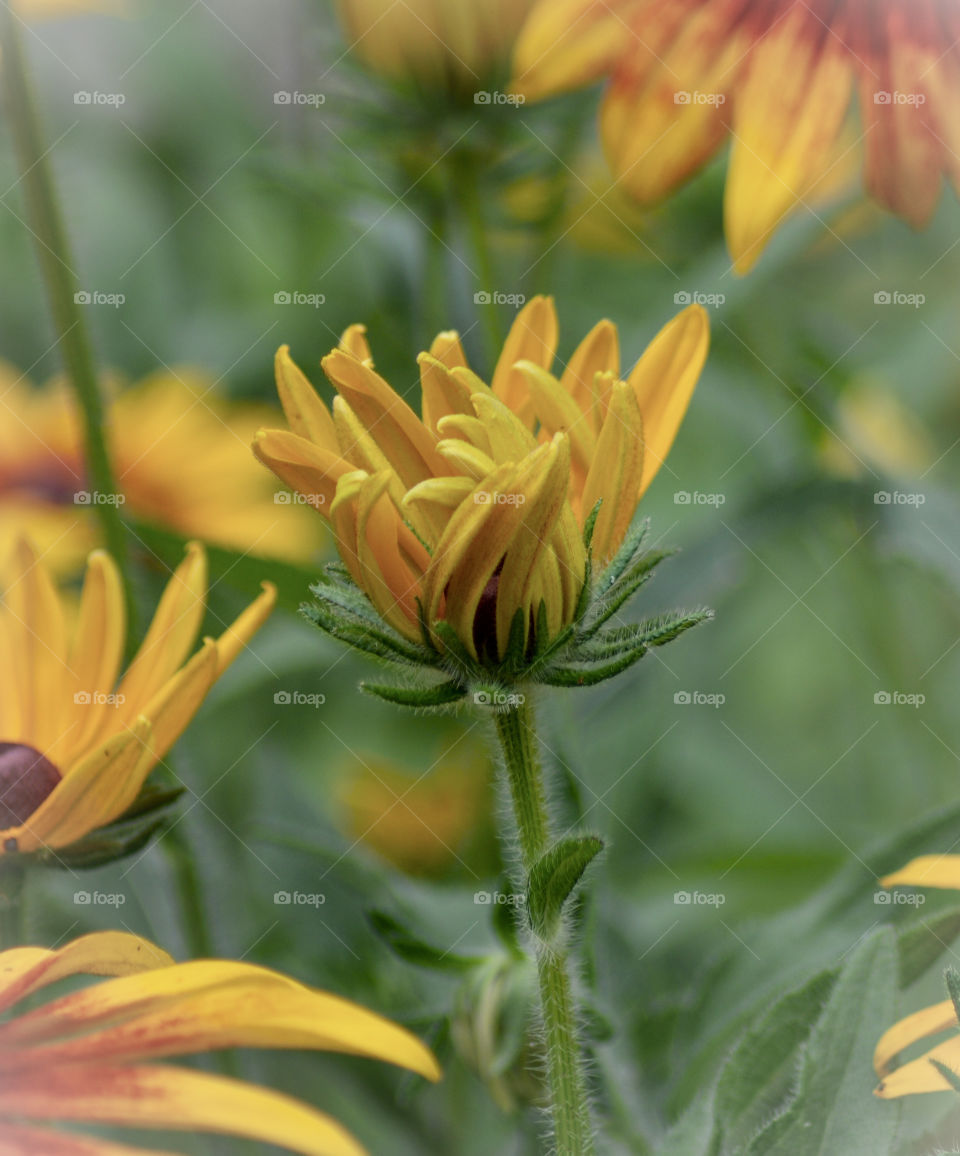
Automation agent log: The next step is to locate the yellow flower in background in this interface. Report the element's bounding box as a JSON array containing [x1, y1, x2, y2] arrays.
[[820, 376, 936, 480], [0, 365, 322, 575], [513, 0, 960, 272], [0, 930, 440, 1155], [253, 297, 708, 665], [338, 748, 490, 875], [0, 538, 274, 857], [874, 855, 960, 1097], [335, 0, 539, 96]]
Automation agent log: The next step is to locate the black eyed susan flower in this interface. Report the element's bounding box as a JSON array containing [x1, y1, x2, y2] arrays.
[[513, 0, 960, 272], [0, 930, 440, 1155], [253, 298, 710, 701], [0, 538, 274, 860]]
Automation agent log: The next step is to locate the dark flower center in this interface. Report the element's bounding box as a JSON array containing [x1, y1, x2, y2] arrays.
[[0, 742, 62, 829]]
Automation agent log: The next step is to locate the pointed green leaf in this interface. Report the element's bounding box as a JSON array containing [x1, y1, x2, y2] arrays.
[[597, 516, 649, 589], [527, 835, 604, 940], [538, 642, 650, 687], [581, 548, 675, 638], [361, 678, 467, 709], [930, 1058, 960, 1095], [746, 928, 900, 1156]]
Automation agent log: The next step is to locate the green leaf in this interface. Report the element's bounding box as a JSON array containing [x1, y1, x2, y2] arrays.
[[746, 928, 901, 1156], [714, 969, 838, 1156], [930, 1058, 960, 1095], [596, 516, 650, 589], [581, 548, 675, 638], [361, 677, 467, 709], [659, 1085, 719, 1156], [946, 967, 960, 1026], [368, 910, 484, 973], [538, 641, 651, 687], [574, 610, 713, 662], [527, 835, 604, 940]]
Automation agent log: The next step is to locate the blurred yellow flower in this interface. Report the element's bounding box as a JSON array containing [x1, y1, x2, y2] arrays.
[[0, 365, 322, 574], [874, 855, 960, 1098], [335, 0, 540, 95], [253, 297, 708, 665], [0, 929, 440, 1155], [513, 0, 960, 272], [0, 538, 274, 857], [338, 748, 490, 874], [820, 377, 935, 480]]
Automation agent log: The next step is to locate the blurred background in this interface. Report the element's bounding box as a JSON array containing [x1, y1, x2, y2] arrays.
[[5, 1, 960, 1153]]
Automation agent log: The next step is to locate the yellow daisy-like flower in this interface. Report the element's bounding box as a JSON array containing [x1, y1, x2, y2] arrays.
[[0, 930, 440, 1155], [0, 538, 275, 857], [253, 297, 708, 667], [513, 0, 960, 272], [874, 855, 960, 1097], [0, 365, 322, 576], [336, 0, 540, 95]]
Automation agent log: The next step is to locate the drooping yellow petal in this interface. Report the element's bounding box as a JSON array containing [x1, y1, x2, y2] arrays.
[[252, 427, 350, 516], [725, 6, 853, 273], [136, 642, 219, 773], [581, 379, 645, 560], [880, 855, 960, 891], [0, 932, 172, 1016], [274, 346, 338, 451], [0, 1064, 367, 1156], [627, 304, 709, 495], [115, 542, 207, 723], [10, 719, 153, 852], [874, 999, 956, 1078], [490, 295, 558, 426], [3, 959, 440, 1082]]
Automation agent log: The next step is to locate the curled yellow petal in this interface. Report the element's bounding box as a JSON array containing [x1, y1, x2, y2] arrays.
[[274, 346, 338, 451], [874, 999, 956, 1079]]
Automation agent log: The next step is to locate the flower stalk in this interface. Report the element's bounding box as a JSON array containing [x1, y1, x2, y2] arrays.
[[494, 696, 595, 1156], [0, 4, 131, 597]]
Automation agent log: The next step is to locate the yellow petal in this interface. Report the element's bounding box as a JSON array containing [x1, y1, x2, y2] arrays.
[[495, 435, 574, 655], [725, 6, 853, 273], [5, 958, 440, 1082], [274, 346, 338, 451], [56, 550, 126, 767], [339, 323, 374, 366], [322, 350, 447, 488], [0, 932, 172, 1016], [874, 999, 956, 1078], [428, 329, 467, 369], [0, 1064, 367, 1156], [628, 304, 709, 495], [434, 414, 494, 458], [512, 0, 637, 101], [558, 318, 621, 419], [880, 855, 960, 891], [435, 438, 498, 480], [252, 427, 349, 515], [115, 542, 207, 723], [3, 537, 68, 751], [875, 1034, 960, 1098], [518, 361, 596, 484], [10, 718, 153, 852], [418, 352, 475, 434], [581, 380, 645, 561], [136, 641, 218, 772], [404, 476, 477, 516], [490, 295, 558, 426], [212, 580, 277, 673], [469, 393, 538, 464]]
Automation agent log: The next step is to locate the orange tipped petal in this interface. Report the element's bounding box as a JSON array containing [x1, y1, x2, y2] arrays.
[[491, 296, 558, 426], [274, 346, 338, 451]]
